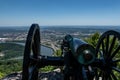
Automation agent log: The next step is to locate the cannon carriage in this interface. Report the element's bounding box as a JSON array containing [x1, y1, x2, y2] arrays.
[[22, 24, 120, 80]]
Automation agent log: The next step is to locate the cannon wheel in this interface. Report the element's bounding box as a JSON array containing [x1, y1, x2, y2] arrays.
[[95, 30, 120, 80], [22, 24, 40, 80]]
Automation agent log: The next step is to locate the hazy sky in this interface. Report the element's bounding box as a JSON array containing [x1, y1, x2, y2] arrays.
[[0, 0, 120, 26]]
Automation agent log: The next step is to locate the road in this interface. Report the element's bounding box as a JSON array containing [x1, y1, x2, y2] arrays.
[[51, 43, 58, 51]]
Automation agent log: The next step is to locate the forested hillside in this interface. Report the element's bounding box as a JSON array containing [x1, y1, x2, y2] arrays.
[[0, 43, 24, 78]]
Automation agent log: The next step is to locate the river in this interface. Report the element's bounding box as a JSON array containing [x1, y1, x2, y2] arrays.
[[15, 43, 54, 56]]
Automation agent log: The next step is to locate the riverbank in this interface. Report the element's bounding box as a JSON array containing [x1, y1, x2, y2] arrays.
[[13, 42, 54, 56], [0, 42, 57, 78]]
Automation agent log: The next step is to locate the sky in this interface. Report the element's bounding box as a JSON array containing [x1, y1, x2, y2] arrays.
[[0, 0, 120, 26]]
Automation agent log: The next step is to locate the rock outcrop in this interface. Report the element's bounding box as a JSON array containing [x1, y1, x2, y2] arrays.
[[1, 69, 63, 80]]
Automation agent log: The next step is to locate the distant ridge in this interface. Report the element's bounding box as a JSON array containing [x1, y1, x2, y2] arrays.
[[0, 25, 120, 29], [41, 25, 120, 29]]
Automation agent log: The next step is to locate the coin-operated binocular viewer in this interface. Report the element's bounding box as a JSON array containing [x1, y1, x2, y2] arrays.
[[22, 24, 120, 80]]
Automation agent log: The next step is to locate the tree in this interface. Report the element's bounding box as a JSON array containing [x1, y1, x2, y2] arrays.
[[55, 49, 62, 56], [0, 72, 4, 79], [85, 32, 100, 48]]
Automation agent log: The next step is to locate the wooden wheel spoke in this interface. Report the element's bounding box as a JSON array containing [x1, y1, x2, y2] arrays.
[[109, 75, 112, 80], [32, 43, 37, 57], [29, 65, 36, 79], [107, 36, 117, 59], [32, 42, 35, 52], [106, 35, 109, 57], [112, 59, 120, 63], [98, 71, 102, 78], [103, 71, 110, 80], [95, 70, 102, 80], [112, 67, 120, 73], [98, 50, 104, 59], [101, 72, 105, 80], [29, 65, 38, 80], [110, 71, 117, 80], [101, 40, 105, 55], [109, 45, 120, 60]]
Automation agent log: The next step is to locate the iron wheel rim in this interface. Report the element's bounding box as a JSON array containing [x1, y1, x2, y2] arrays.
[[95, 30, 120, 80], [22, 24, 40, 80]]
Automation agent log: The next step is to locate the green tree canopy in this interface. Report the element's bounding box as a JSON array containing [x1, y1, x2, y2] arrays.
[[85, 32, 100, 48]]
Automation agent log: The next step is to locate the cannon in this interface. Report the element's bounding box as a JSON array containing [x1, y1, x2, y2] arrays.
[[22, 24, 120, 80]]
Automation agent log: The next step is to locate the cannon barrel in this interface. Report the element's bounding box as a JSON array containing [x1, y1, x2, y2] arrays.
[[64, 35, 95, 65], [22, 24, 120, 80]]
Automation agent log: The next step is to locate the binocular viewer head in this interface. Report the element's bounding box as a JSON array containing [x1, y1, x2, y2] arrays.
[[64, 35, 96, 65]]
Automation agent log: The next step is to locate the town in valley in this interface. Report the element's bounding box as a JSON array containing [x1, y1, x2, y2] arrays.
[[0, 26, 119, 50]]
